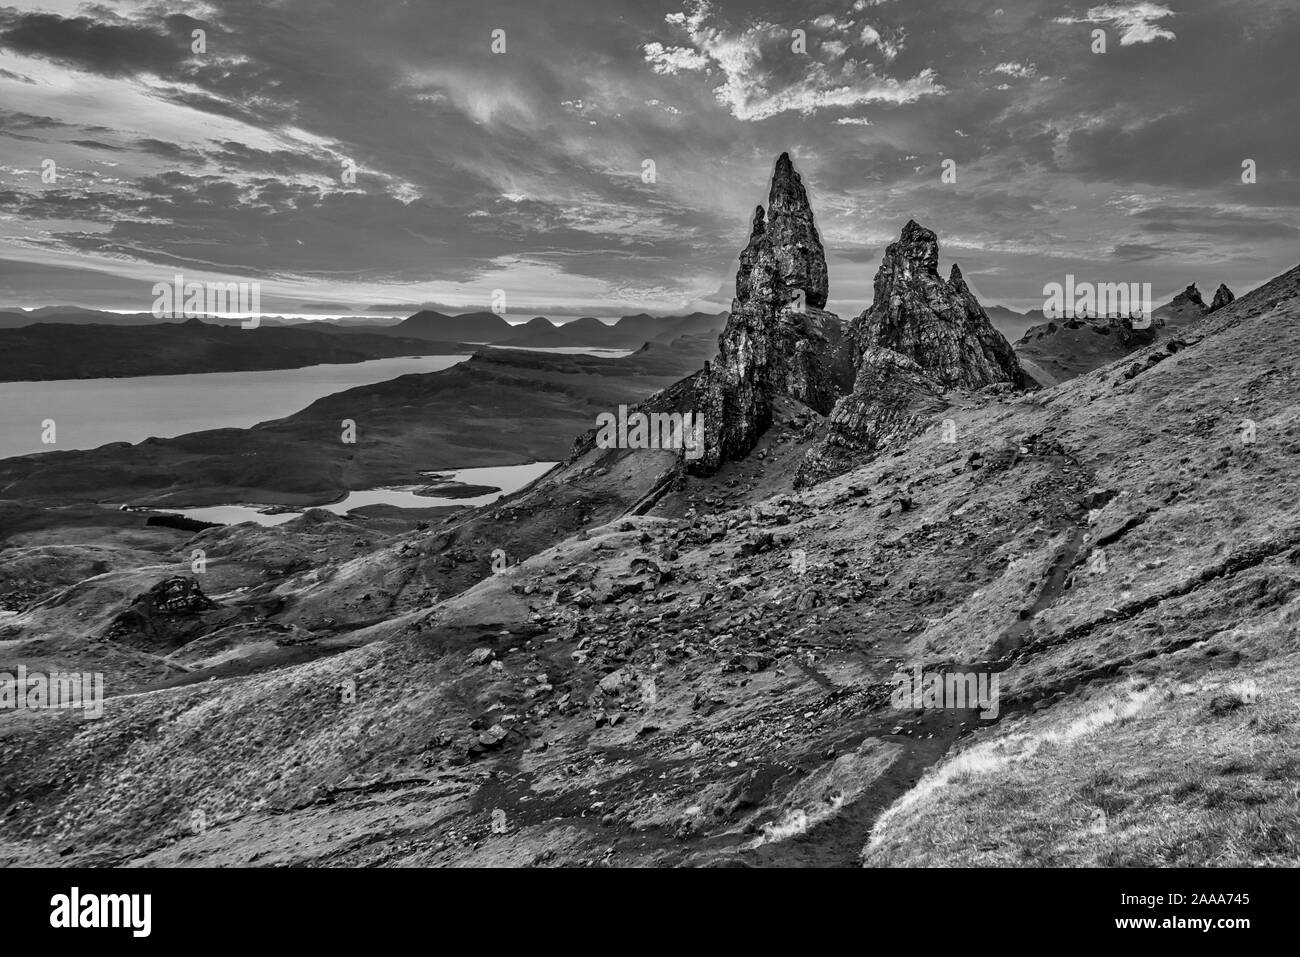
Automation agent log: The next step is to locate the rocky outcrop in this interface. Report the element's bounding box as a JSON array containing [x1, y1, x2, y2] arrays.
[[1177, 283, 1207, 309], [796, 348, 946, 487], [1153, 283, 1208, 328], [691, 153, 854, 474], [104, 576, 219, 650], [849, 221, 1030, 391], [796, 221, 1029, 486], [1210, 283, 1236, 312]]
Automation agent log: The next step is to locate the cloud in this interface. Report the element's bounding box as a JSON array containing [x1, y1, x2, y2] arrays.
[[2, 0, 1297, 317], [858, 25, 902, 62], [643, 1, 944, 122], [0, 10, 195, 77], [1111, 241, 1176, 261], [992, 61, 1037, 78], [1055, 3, 1177, 46], [1132, 205, 1300, 241], [643, 42, 711, 75]]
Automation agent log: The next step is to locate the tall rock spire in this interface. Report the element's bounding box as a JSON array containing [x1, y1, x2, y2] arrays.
[[849, 220, 1029, 391], [691, 152, 853, 474], [761, 151, 829, 310]]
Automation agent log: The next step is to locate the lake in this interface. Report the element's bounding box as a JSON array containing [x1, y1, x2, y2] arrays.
[[154, 462, 559, 526], [484, 345, 634, 358], [0, 355, 469, 460]]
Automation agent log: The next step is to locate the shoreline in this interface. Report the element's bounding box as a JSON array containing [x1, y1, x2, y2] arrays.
[[119, 461, 557, 520]]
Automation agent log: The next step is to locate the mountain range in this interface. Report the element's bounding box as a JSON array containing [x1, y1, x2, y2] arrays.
[[0, 308, 729, 381]]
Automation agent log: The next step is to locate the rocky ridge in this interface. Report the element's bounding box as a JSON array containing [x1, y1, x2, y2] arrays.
[[1154, 280, 1235, 328]]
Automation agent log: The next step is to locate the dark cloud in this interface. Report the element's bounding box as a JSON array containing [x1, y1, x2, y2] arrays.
[[0, 110, 66, 130], [1112, 242, 1179, 262], [0, 10, 194, 77], [66, 139, 128, 151], [1133, 206, 1300, 242]]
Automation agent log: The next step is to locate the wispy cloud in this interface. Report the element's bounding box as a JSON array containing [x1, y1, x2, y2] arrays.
[[992, 61, 1038, 78], [642, 1, 944, 122], [1055, 3, 1177, 46]]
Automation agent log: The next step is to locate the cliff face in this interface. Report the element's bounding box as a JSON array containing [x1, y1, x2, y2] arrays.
[[796, 347, 947, 486], [849, 221, 1030, 391], [691, 153, 853, 474]]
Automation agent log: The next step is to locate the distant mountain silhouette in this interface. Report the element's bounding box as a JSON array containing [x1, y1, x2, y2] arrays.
[[982, 304, 1038, 342], [0, 307, 382, 330], [497, 312, 726, 348], [1, 303, 728, 351], [0, 307, 170, 329], [387, 310, 515, 342]]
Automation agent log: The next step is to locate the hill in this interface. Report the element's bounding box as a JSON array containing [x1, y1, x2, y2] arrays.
[[1012, 316, 1155, 387], [386, 310, 515, 343], [0, 337, 715, 507], [984, 304, 1038, 342], [0, 319, 461, 382]]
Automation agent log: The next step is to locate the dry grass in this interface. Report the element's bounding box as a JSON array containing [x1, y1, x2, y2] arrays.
[[863, 654, 1300, 866]]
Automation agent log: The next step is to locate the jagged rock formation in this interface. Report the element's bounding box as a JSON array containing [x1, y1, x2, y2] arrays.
[[1153, 283, 1208, 328], [796, 348, 946, 486], [691, 153, 854, 474], [1176, 282, 1207, 309], [1154, 280, 1238, 327], [848, 222, 1030, 391], [1210, 282, 1236, 312], [798, 221, 1029, 485]]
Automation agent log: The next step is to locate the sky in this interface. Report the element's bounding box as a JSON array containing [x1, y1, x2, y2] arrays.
[[0, 0, 1297, 319]]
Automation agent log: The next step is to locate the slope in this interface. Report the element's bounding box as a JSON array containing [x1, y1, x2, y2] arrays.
[[1, 260, 1295, 868]]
